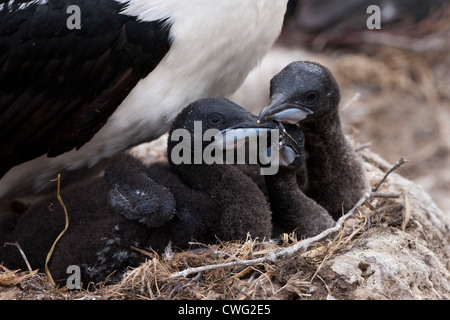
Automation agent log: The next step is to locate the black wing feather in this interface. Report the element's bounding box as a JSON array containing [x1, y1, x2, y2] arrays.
[[0, 0, 172, 177]]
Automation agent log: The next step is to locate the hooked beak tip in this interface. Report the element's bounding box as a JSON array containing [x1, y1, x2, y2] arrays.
[[258, 93, 287, 124], [257, 114, 267, 125], [258, 94, 314, 125]]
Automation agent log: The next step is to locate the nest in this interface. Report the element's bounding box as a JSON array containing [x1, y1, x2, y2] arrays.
[[1, 148, 427, 300]]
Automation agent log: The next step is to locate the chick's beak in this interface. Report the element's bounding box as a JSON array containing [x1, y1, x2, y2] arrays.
[[212, 120, 279, 150], [257, 93, 313, 125], [211, 118, 302, 167]]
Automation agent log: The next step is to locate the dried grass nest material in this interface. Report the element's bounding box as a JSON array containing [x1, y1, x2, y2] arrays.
[[1, 148, 449, 300]]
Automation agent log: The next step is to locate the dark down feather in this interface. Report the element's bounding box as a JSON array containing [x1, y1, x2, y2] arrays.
[[258, 61, 369, 220]]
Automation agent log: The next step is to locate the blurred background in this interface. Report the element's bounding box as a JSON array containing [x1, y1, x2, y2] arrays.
[[230, 0, 450, 214]]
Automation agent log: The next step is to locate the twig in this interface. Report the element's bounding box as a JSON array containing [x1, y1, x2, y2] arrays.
[[341, 92, 361, 111], [3, 241, 33, 272], [131, 246, 155, 257], [276, 192, 370, 258], [372, 157, 408, 192], [169, 255, 270, 279], [45, 174, 69, 287], [370, 192, 401, 199], [169, 192, 371, 279], [316, 275, 334, 299], [355, 142, 372, 152], [402, 188, 412, 231]]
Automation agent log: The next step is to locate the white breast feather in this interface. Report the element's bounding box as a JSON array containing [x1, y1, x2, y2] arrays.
[[0, 0, 289, 197]]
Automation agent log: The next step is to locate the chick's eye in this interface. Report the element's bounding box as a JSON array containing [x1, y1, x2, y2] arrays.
[[207, 113, 224, 126], [303, 91, 319, 104]]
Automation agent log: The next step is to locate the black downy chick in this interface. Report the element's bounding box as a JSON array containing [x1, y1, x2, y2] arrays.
[[180, 101, 335, 239], [0, 98, 275, 286], [258, 61, 369, 220]]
